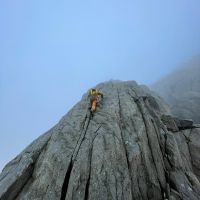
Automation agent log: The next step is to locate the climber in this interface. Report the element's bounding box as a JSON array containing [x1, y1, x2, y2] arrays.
[[88, 88, 103, 112]]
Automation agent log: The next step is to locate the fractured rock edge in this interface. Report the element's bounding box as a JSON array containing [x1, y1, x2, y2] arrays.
[[0, 81, 200, 200]]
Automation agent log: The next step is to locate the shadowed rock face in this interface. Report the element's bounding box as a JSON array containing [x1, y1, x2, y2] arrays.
[[152, 56, 200, 123], [0, 81, 200, 200]]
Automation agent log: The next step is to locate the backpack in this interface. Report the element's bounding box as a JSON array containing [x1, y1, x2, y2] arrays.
[[89, 89, 97, 96]]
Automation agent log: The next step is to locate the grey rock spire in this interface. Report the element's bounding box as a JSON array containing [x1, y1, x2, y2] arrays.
[[0, 81, 200, 200]]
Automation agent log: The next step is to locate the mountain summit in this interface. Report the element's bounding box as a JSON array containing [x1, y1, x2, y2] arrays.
[[0, 81, 200, 200]]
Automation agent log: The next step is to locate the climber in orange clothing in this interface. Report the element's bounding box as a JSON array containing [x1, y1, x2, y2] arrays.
[[88, 88, 103, 112]]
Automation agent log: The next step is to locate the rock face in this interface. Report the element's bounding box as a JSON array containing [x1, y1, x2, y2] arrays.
[[152, 56, 200, 123], [0, 81, 200, 200]]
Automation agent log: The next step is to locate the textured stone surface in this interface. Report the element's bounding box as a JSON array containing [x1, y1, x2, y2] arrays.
[[161, 115, 194, 132], [0, 80, 200, 200], [161, 115, 179, 132]]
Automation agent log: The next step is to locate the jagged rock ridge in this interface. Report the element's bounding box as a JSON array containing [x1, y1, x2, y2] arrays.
[[0, 81, 200, 200]]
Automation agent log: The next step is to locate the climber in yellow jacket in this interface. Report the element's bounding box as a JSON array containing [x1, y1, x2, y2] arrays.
[[88, 89, 103, 112]]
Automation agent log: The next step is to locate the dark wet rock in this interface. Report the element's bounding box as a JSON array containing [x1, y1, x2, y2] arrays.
[[175, 119, 194, 130], [0, 80, 200, 200], [161, 115, 194, 132], [161, 115, 179, 132]]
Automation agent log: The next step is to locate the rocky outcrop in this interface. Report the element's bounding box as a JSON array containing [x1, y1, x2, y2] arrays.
[[161, 115, 200, 132], [0, 81, 200, 200], [152, 56, 200, 123]]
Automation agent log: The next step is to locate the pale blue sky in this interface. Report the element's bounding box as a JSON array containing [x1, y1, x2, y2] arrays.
[[0, 0, 200, 171]]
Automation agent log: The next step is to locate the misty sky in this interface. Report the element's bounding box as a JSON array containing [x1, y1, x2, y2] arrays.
[[1, 0, 200, 171]]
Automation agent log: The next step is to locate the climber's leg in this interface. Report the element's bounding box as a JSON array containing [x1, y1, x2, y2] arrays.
[[91, 99, 97, 112]]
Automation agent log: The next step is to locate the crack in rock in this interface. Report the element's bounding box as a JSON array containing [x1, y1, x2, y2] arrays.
[[1, 81, 200, 200]]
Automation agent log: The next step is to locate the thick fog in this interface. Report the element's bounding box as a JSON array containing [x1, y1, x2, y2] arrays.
[[152, 56, 200, 123], [1, 0, 200, 171]]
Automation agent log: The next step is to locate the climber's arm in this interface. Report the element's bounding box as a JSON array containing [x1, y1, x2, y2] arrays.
[[97, 92, 103, 98]]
